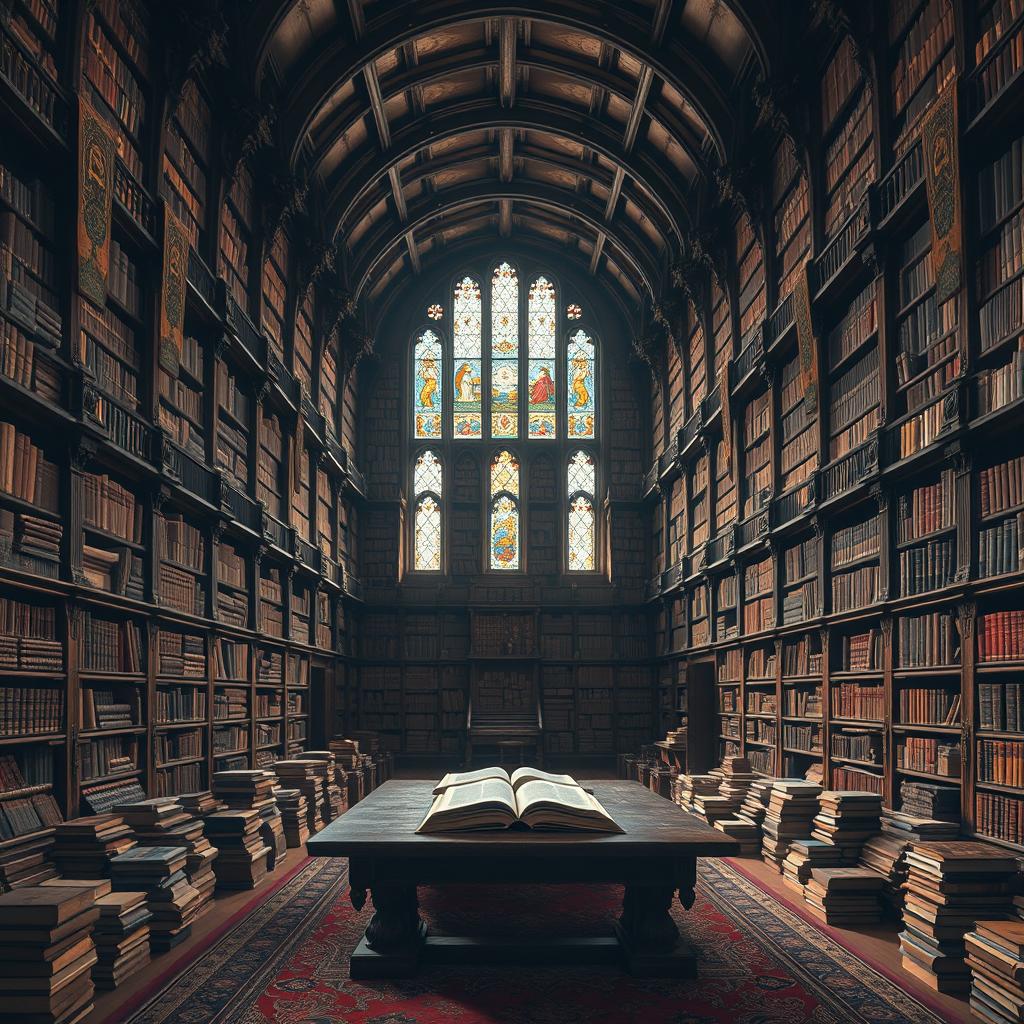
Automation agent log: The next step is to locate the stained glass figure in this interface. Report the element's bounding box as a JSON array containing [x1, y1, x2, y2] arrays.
[[490, 494, 519, 569], [413, 329, 442, 438], [567, 494, 595, 571], [491, 262, 519, 438], [414, 495, 442, 571], [490, 449, 520, 497], [452, 276, 482, 437], [567, 329, 596, 438], [528, 276, 557, 438]]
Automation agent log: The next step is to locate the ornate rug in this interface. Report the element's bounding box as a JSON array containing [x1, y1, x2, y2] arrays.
[[120, 857, 949, 1024]]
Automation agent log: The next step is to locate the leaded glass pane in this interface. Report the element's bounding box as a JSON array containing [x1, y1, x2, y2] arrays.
[[568, 494, 595, 571], [413, 329, 442, 438], [414, 495, 442, 571], [567, 329, 596, 439], [490, 494, 519, 569], [453, 276, 482, 437], [490, 449, 520, 497], [414, 450, 443, 496], [491, 263, 518, 438], [567, 450, 595, 496], [528, 276, 557, 438]]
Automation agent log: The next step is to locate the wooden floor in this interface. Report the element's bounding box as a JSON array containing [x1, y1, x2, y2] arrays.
[[85, 775, 976, 1024]]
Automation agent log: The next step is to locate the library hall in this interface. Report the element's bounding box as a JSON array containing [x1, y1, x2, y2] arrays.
[[0, 0, 1023, 1022]]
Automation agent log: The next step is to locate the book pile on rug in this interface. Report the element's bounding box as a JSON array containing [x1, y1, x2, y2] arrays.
[[91, 888, 152, 989], [804, 866, 885, 925], [276, 789, 310, 848], [52, 815, 135, 877], [965, 918, 1024, 1024], [109, 846, 201, 953], [738, 778, 776, 826], [762, 781, 821, 872], [0, 884, 100, 1023], [212, 771, 285, 873], [899, 841, 1019, 994], [782, 838, 843, 891]]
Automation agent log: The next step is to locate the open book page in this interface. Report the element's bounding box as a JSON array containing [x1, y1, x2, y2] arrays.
[[514, 780, 624, 832], [433, 766, 511, 794], [509, 767, 577, 790], [417, 779, 518, 832]]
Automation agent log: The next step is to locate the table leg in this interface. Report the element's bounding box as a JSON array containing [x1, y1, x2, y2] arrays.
[[351, 884, 427, 979], [614, 875, 697, 978]]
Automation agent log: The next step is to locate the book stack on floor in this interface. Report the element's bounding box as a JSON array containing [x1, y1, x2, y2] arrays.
[[109, 846, 201, 953], [859, 833, 912, 912], [274, 761, 325, 836], [52, 816, 135, 877], [693, 757, 755, 824], [739, 778, 777, 827], [761, 781, 821, 872], [899, 841, 1020, 994], [0, 829, 59, 891], [90, 890, 151, 989], [211, 770, 285, 870], [203, 811, 270, 891], [300, 751, 348, 821], [0, 885, 101, 1024], [118, 798, 217, 916], [782, 838, 843, 892], [804, 866, 886, 925], [811, 791, 883, 864], [177, 791, 226, 818], [881, 808, 960, 842], [275, 789, 309, 848], [676, 774, 720, 814], [900, 781, 961, 822], [328, 738, 364, 806], [713, 817, 761, 853], [965, 919, 1024, 1024]]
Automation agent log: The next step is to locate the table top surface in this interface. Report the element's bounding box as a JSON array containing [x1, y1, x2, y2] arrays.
[[307, 779, 738, 858]]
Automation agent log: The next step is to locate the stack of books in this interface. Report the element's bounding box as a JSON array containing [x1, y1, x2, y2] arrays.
[[52, 815, 135, 876], [739, 777, 778, 826], [212, 770, 285, 869], [275, 789, 310, 848], [90, 889, 151, 989], [811, 791, 883, 863], [177, 791, 225, 817], [118, 798, 217, 916], [761, 781, 822, 871], [704, 756, 756, 821], [203, 810, 270, 890], [880, 808, 960, 841], [0, 827, 58, 889], [300, 751, 347, 821], [109, 846, 201, 953], [675, 774, 720, 813], [0, 885, 101, 1023], [859, 832, 911, 912], [782, 838, 843, 892], [964, 919, 1024, 1024], [804, 866, 885, 925], [900, 841, 1020, 993], [713, 817, 761, 853], [900, 781, 961, 821], [273, 761, 325, 835]]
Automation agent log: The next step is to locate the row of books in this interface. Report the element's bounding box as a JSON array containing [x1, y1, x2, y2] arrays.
[[832, 516, 880, 568], [897, 471, 954, 542], [79, 734, 137, 781], [155, 686, 206, 723], [896, 736, 960, 777], [0, 685, 62, 735], [897, 536, 955, 595], [157, 631, 205, 678], [832, 683, 884, 721], [82, 472, 142, 543], [977, 609, 1024, 661], [80, 686, 140, 730], [842, 628, 883, 670], [832, 563, 880, 612], [979, 454, 1024, 518], [975, 791, 1023, 843], [978, 512, 1023, 577], [831, 729, 880, 762], [81, 613, 144, 674], [976, 345, 1024, 415], [977, 681, 1023, 731], [154, 727, 203, 763], [783, 686, 822, 718], [897, 687, 960, 725], [977, 737, 1023, 786], [897, 610, 959, 667], [0, 419, 58, 510]]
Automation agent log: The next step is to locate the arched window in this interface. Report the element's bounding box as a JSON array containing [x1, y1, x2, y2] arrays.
[[408, 259, 601, 575], [413, 450, 443, 571], [567, 450, 596, 571], [489, 450, 520, 570]]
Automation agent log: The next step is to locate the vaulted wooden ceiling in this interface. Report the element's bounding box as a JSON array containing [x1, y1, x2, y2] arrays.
[[250, 0, 772, 315]]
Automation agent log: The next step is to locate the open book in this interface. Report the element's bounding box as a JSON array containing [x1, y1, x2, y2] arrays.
[[418, 767, 623, 834]]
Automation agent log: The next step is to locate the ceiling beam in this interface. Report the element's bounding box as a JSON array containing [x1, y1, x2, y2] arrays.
[[499, 198, 512, 237], [603, 165, 624, 221], [622, 65, 653, 154], [499, 18, 516, 108], [589, 232, 606, 275], [498, 128, 514, 183], [364, 64, 391, 150]]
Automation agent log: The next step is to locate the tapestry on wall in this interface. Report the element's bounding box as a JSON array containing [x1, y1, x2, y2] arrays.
[[922, 87, 962, 305], [77, 97, 117, 308], [159, 202, 189, 375], [793, 259, 818, 415]]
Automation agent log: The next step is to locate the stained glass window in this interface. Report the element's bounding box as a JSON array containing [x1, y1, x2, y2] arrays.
[[491, 262, 519, 439], [413, 450, 443, 571], [567, 450, 596, 571], [413, 329, 442, 438], [528, 276, 557, 439], [567, 329, 596, 439], [490, 449, 520, 497], [490, 449, 520, 570], [452, 277, 482, 437]]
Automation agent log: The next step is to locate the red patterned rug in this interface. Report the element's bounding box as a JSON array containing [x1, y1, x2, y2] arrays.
[[119, 856, 951, 1024]]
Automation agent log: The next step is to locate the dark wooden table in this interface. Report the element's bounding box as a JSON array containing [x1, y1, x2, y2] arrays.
[[307, 779, 737, 979]]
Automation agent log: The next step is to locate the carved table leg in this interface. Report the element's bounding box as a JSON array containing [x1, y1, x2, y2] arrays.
[[614, 869, 698, 978], [351, 884, 427, 979]]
